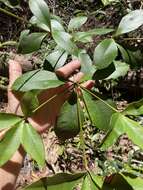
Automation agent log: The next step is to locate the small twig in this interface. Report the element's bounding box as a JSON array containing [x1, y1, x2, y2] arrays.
[[123, 37, 143, 41], [0, 41, 17, 48], [81, 89, 93, 125], [77, 89, 88, 170], [0, 7, 27, 22]]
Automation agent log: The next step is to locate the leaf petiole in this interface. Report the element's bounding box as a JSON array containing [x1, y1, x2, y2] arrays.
[[79, 85, 118, 113], [76, 89, 88, 170]]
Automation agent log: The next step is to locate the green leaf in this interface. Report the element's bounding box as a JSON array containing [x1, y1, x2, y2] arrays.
[[21, 91, 39, 117], [51, 19, 65, 32], [116, 10, 143, 36], [93, 63, 115, 80], [79, 53, 95, 77], [55, 101, 84, 140], [0, 124, 22, 166], [68, 16, 87, 31], [18, 30, 47, 54], [12, 70, 64, 92], [74, 28, 114, 43], [94, 39, 118, 70], [23, 172, 85, 190], [89, 172, 104, 189], [83, 91, 116, 131], [123, 98, 143, 116], [30, 16, 50, 32], [122, 173, 143, 190], [117, 44, 130, 63], [81, 175, 91, 190], [103, 173, 134, 189], [101, 113, 143, 150], [0, 113, 22, 130], [106, 61, 130, 80], [81, 171, 104, 190], [73, 28, 114, 43], [21, 123, 45, 167], [29, 0, 51, 29], [44, 48, 68, 71], [52, 31, 79, 56], [81, 173, 104, 190]]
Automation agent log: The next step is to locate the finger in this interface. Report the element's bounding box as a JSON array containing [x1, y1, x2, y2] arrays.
[[55, 60, 80, 79], [7, 60, 22, 114], [9, 60, 22, 87], [81, 80, 95, 90], [69, 72, 84, 83]]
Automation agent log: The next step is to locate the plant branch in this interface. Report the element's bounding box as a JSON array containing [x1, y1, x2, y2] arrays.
[[0, 41, 17, 48], [81, 89, 93, 125], [0, 7, 27, 22], [77, 89, 88, 170], [123, 37, 143, 41]]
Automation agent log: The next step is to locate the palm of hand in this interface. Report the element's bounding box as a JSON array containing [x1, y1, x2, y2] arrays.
[[8, 60, 93, 133]]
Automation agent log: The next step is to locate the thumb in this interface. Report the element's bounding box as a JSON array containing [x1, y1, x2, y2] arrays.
[[7, 60, 22, 114], [8, 60, 22, 87]]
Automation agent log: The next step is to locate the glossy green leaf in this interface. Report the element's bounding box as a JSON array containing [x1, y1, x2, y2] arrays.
[[51, 19, 65, 32], [23, 172, 85, 190], [101, 113, 143, 150], [12, 70, 64, 92], [74, 28, 114, 43], [83, 91, 116, 131], [94, 39, 118, 70], [21, 91, 39, 117], [0, 124, 22, 166], [103, 173, 133, 189], [21, 123, 45, 167], [55, 101, 84, 140], [116, 10, 143, 36], [68, 16, 87, 31], [30, 16, 50, 32], [82, 173, 104, 190], [81, 175, 91, 190], [122, 173, 143, 190], [29, 0, 51, 29], [79, 53, 95, 77], [123, 98, 143, 116], [106, 61, 130, 80], [18, 30, 47, 54], [0, 113, 22, 130], [93, 63, 115, 80], [52, 31, 79, 56], [89, 172, 104, 189], [45, 48, 68, 71], [117, 44, 130, 63]]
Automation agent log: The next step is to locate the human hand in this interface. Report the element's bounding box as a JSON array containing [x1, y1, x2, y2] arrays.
[[7, 59, 94, 133]]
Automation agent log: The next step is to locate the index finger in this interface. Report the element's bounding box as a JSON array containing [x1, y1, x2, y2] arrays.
[[55, 60, 81, 79]]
